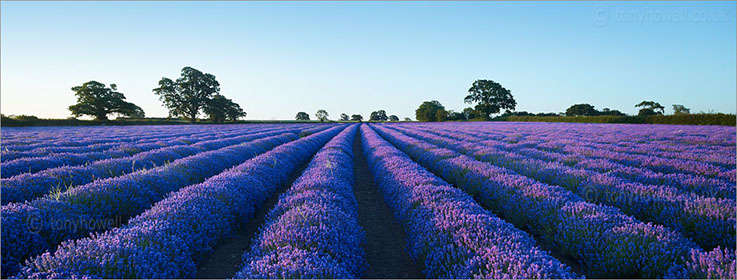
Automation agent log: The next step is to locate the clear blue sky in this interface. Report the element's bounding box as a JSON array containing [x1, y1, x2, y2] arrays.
[[2, 1, 735, 120]]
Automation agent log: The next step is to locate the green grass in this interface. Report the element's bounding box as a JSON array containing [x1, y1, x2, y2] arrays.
[[0, 115, 409, 127], [504, 114, 735, 126]]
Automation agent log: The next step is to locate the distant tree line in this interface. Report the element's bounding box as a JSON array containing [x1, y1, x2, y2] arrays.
[[293, 109, 404, 122], [60, 72, 724, 124], [490, 101, 695, 120], [412, 78, 708, 122]]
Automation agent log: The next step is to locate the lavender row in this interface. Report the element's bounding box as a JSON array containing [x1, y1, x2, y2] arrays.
[[371, 124, 730, 278], [1, 128, 301, 205], [473, 122, 736, 149], [422, 122, 734, 170], [550, 136, 735, 169], [449, 122, 736, 167], [15, 125, 346, 279], [0, 127, 278, 178], [1, 124, 187, 141], [666, 247, 737, 279], [361, 125, 577, 279], [412, 124, 735, 199], [2, 125, 227, 152], [298, 124, 336, 137], [1, 125, 244, 161], [1, 132, 298, 278], [557, 143, 734, 183], [0, 124, 263, 162], [465, 122, 737, 172], [4, 142, 130, 162], [236, 125, 365, 278], [1, 124, 267, 150], [388, 125, 735, 250], [494, 140, 733, 199], [417, 123, 736, 181], [1, 126, 175, 148]]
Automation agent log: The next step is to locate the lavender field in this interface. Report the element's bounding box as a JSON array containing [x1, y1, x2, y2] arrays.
[[1, 122, 735, 279]]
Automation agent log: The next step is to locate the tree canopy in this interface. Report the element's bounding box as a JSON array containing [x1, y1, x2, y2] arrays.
[[68, 81, 144, 120], [672, 104, 690, 115], [446, 110, 466, 121], [636, 101, 665, 116], [153, 67, 220, 123], [340, 113, 349, 121], [599, 108, 625, 116], [415, 100, 447, 122], [203, 94, 246, 123], [465, 79, 516, 119], [295, 112, 310, 120], [350, 114, 363, 122], [369, 110, 388, 121], [315, 110, 329, 122], [462, 107, 477, 120], [565, 104, 599, 116], [388, 115, 399, 121]]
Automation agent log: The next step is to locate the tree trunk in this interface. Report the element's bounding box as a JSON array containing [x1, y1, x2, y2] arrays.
[[190, 105, 198, 123], [96, 113, 108, 121]]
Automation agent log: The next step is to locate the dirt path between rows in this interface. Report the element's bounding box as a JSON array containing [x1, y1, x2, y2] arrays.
[[196, 163, 309, 278], [352, 133, 425, 278], [197, 132, 423, 278], [531, 233, 585, 276]]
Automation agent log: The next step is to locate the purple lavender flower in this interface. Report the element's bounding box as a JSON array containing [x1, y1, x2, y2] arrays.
[[360, 125, 578, 279], [2, 130, 306, 278], [14, 125, 347, 279]]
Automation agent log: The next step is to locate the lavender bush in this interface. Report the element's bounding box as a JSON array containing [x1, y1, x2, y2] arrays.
[[235, 124, 366, 278]]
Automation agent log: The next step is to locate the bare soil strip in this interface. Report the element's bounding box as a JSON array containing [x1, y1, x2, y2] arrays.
[[352, 133, 425, 279], [531, 233, 585, 276], [196, 163, 310, 278]]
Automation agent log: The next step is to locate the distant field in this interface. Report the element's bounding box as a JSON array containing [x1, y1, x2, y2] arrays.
[[1, 122, 735, 279]]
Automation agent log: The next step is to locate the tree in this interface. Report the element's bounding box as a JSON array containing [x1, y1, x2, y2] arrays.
[[415, 100, 446, 122], [315, 109, 329, 122], [565, 104, 599, 116], [462, 107, 477, 120], [68, 81, 144, 120], [351, 114, 363, 122], [153, 67, 220, 123], [224, 101, 246, 122], [599, 108, 625, 116], [370, 110, 388, 121], [403, 117, 412, 121], [389, 115, 399, 121], [672, 104, 690, 115], [203, 95, 228, 123], [465, 79, 516, 119], [204, 94, 246, 123], [295, 112, 310, 120], [636, 101, 665, 116], [340, 113, 349, 121], [446, 110, 466, 121], [435, 109, 448, 122]]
